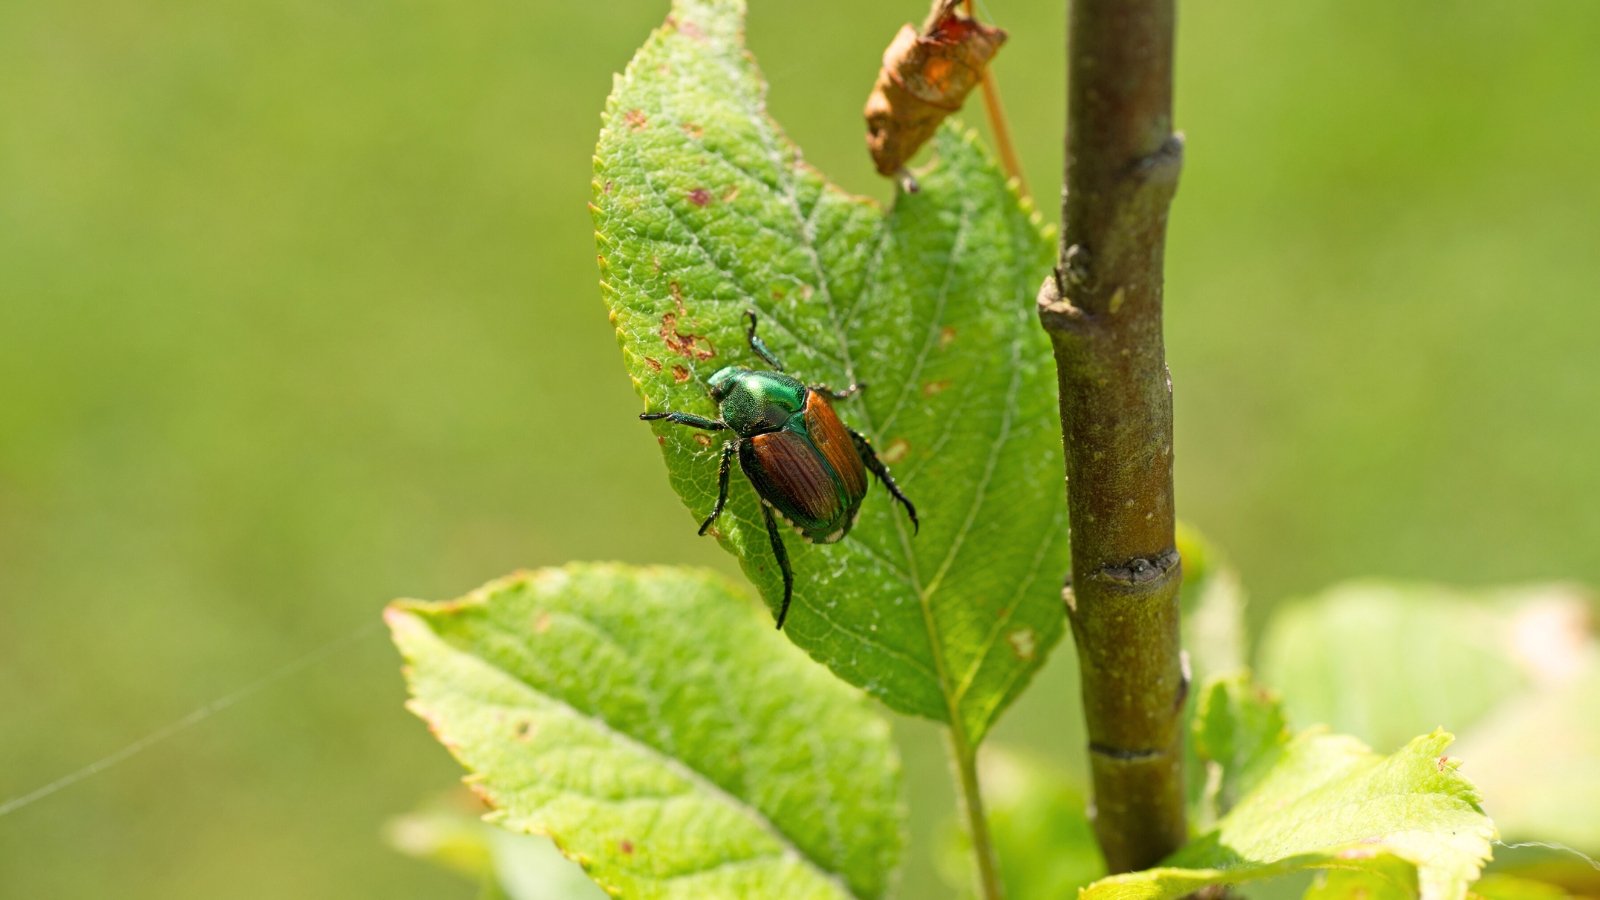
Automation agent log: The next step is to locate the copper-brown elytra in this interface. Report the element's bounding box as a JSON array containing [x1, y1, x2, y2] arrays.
[[641, 311, 918, 628]]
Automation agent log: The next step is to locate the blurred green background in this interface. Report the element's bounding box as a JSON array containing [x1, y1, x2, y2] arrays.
[[2, 0, 1597, 896]]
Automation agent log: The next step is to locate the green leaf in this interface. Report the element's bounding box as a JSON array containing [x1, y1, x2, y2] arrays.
[[1191, 672, 1289, 822], [389, 564, 904, 899], [591, 0, 1067, 743], [1453, 666, 1600, 853], [1174, 525, 1250, 820], [1302, 857, 1422, 900], [1258, 582, 1537, 753], [1082, 729, 1495, 900], [1468, 874, 1574, 900], [1259, 582, 1600, 852]]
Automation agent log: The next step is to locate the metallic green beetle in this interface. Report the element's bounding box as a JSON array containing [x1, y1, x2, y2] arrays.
[[641, 310, 918, 628]]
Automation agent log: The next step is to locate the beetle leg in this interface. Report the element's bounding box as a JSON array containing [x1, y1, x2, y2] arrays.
[[761, 503, 795, 629], [699, 441, 737, 535], [849, 428, 919, 535], [811, 381, 866, 400], [743, 309, 787, 372], [639, 411, 728, 431]]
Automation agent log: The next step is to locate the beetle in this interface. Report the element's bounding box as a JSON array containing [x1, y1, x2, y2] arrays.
[[641, 310, 918, 629]]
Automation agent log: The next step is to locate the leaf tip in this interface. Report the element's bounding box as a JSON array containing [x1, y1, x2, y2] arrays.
[[384, 601, 429, 640]]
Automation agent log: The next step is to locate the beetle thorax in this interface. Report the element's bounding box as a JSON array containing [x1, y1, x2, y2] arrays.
[[707, 366, 807, 436]]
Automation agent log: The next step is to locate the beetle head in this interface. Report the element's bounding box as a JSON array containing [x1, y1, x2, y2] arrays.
[[706, 366, 744, 403]]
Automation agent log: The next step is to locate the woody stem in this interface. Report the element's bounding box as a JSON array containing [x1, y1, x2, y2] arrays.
[[1037, 0, 1189, 874]]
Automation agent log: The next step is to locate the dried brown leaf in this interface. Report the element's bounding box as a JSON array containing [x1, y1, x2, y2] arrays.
[[863, 2, 1007, 178]]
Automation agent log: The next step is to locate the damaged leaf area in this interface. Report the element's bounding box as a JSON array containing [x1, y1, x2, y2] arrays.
[[592, 0, 1064, 743], [864, 1, 1007, 177], [388, 564, 903, 899]]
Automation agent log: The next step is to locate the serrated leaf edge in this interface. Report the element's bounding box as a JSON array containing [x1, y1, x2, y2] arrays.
[[386, 579, 866, 900], [588, 0, 1066, 743]]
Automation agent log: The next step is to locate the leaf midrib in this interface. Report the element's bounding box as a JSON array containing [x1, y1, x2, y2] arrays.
[[617, 6, 1061, 732], [702, 23, 1034, 739], [694, 34, 961, 727], [613, 81, 946, 677]]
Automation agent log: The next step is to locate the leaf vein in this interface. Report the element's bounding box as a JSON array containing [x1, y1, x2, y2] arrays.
[[465, 625, 863, 898], [878, 194, 972, 436]]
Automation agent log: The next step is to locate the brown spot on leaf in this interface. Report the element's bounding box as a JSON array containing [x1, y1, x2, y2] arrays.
[[688, 187, 712, 207], [514, 720, 536, 741], [771, 288, 786, 301], [624, 108, 648, 131], [940, 325, 957, 347], [922, 379, 951, 397], [694, 433, 713, 447], [660, 312, 716, 360], [669, 280, 686, 313], [642, 356, 662, 372], [672, 365, 691, 383], [682, 122, 704, 139], [881, 438, 910, 464], [1007, 628, 1037, 661], [656, 435, 666, 446], [619, 840, 635, 855]]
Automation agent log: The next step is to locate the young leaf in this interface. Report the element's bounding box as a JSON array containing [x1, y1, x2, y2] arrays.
[[1468, 874, 1576, 900], [1454, 668, 1600, 863], [1313, 869, 1576, 900], [388, 564, 904, 899], [1259, 583, 1540, 752], [1302, 857, 1422, 900], [1174, 525, 1250, 821], [1081, 728, 1496, 900], [1259, 581, 1600, 851], [592, 0, 1066, 744], [1190, 672, 1289, 822]]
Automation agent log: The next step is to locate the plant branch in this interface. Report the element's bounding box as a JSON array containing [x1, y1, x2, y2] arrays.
[[1037, 0, 1188, 874], [950, 732, 1003, 900]]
